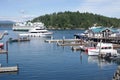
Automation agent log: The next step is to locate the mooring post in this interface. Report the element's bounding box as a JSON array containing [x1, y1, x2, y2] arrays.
[[51, 36, 53, 40], [80, 39, 82, 45], [63, 36, 65, 44], [6, 41, 8, 53], [6, 41, 9, 63]]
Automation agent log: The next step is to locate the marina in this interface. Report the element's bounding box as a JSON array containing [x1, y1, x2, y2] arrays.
[[1, 0, 120, 79], [0, 29, 120, 80]]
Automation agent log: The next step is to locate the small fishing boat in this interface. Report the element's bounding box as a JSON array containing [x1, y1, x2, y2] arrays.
[[0, 43, 4, 49], [79, 45, 95, 52], [88, 42, 118, 56]]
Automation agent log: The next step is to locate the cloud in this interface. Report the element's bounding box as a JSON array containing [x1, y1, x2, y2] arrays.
[[0, 8, 37, 22], [0, 15, 37, 22], [77, 0, 120, 18]]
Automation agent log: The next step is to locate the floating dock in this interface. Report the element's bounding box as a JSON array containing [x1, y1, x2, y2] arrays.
[[45, 39, 82, 43], [0, 65, 18, 73], [57, 42, 85, 46], [0, 50, 8, 54]]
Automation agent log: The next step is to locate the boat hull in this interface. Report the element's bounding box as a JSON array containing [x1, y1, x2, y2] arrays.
[[0, 66, 18, 73], [19, 33, 52, 38], [88, 49, 118, 56], [0, 43, 4, 49]]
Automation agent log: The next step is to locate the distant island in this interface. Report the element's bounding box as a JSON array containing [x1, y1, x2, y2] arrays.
[[0, 20, 15, 24], [0, 20, 14, 28], [31, 11, 120, 29]]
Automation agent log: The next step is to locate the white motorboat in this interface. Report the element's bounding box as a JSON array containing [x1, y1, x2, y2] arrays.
[[88, 56, 113, 68], [88, 42, 118, 56], [19, 26, 53, 37]]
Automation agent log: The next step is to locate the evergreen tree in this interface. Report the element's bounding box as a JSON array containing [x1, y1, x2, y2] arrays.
[[31, 11, 120, 29]]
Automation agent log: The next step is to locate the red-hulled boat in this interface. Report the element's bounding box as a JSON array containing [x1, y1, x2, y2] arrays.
[[0, 43, 4, 49]]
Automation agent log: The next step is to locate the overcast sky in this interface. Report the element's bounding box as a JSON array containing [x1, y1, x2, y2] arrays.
[[0, 0, 120, 22]]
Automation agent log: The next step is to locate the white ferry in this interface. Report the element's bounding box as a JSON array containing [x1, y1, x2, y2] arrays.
[[12, 22, 44, 31]]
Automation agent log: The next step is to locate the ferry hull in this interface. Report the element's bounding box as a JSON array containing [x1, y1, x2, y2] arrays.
[[12, 26, 34, 31], [19, 33, 52, 38]]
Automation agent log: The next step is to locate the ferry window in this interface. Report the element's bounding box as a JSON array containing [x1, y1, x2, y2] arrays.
[[101, 47, 104, 49], [105, 47, 107, 49], [31, 32, 37, 33], [36, 29, 44, 30], [101, 47, 105, 49]]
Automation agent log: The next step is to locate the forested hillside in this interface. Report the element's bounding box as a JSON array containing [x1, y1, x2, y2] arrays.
[[31, 11, 120, 29]]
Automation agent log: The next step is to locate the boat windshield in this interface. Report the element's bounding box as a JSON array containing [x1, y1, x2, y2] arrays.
[[96, 46, 112, 49], [36, 29, 45, 30]]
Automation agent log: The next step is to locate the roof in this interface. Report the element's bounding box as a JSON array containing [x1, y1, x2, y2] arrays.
[[91, 27, 119, 33]]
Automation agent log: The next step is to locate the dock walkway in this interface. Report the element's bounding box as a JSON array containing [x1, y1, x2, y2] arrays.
[[57, 42, 84, 46], [45, 39, 82, 43]]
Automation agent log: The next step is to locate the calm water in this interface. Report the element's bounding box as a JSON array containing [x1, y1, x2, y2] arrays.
[[0, 28, 119, 80]]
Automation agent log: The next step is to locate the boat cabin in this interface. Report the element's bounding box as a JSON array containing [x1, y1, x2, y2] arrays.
[[96, 43, 113, 50]]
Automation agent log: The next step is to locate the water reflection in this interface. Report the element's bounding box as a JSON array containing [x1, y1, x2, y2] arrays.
[[0, 71, 18, 75], [88, 56, 113, 68]]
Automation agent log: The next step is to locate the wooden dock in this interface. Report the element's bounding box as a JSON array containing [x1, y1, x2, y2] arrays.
[[57, 42, 84, 46], [45, 39, 82, 43], [0, 50, 8, 54], [0, 65, 18, 73], [86, 36, 120, 44]]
